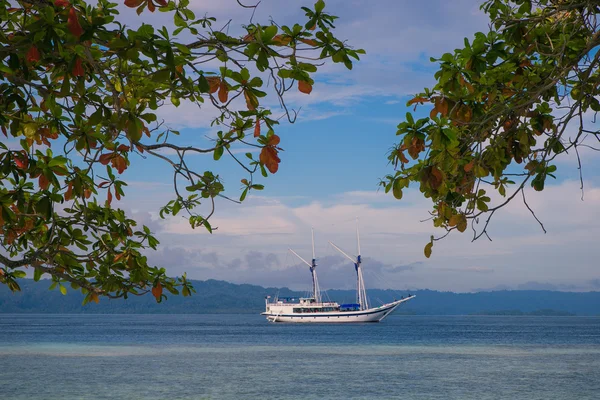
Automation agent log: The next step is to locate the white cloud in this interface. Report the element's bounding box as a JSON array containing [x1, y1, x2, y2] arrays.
[[124, 179, 600, 292]]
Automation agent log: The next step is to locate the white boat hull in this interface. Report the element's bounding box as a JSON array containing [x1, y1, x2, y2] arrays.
[[262, 296, 415, 323]]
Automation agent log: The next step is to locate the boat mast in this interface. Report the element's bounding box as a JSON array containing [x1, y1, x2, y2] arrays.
[[356, 218, 368, 310], [288, 228, 321, 303], [311, 228, 321, 304], [329, 219, 369, 311]]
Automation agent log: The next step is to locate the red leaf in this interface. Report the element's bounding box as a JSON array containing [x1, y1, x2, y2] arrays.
[[99, 153, 113, 165], [106, 188, 113, 206], [115, 188, 121, 201], [147, 0, 155, 12], [39, 175, 49, 190], [67, 7, 84, 37], [298, 80, 312, 94], [72, 57, 84, 77], [14, 153, 28, 169], [124, 0, 145, 7], [117, 144, 130, 152], [155, 0, 167, 5], [54, 0, 70, 7], [26, 46, 41, 63], [254, 118, 261, 138]]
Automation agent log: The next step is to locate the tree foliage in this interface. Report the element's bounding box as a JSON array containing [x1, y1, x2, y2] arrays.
[[0, 0, 363, 301], [383, 0, 600, 256]]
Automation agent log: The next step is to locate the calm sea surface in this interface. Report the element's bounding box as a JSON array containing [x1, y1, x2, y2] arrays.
[[0, 314, 599, 399]]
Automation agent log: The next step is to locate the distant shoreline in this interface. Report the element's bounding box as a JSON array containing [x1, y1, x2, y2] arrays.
[[1, 279, 600, 316]]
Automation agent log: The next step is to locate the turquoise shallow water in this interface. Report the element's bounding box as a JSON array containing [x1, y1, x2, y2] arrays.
[[0, 314, 599, 399]]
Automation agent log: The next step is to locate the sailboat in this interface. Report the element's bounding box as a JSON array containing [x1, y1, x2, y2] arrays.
[[261, 221, 415, 323]]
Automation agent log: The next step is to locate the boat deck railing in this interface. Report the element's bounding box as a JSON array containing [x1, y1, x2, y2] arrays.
[[267, 302, 339, 307]]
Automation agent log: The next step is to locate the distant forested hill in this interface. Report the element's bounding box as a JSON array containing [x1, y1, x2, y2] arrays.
[[1, 279, 599, 315]]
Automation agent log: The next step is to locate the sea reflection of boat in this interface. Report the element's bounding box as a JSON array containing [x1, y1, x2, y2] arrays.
[[261, 221, 415, 323]]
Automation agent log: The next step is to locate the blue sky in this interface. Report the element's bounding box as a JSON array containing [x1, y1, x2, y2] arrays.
[[108, 0, 600, 293]]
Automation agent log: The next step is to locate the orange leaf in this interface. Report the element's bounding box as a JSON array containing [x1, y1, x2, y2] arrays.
[[26, 46, 40, 63], [272, 35, 291, 46], [124, 0, 145, 7], [67, 7, 84, 37], [268, 134, 280, 147], [457, 105, 472, 122], [407, 96, 428, 106], [152, 281, 163, 301], [397, 149, 409, 165], [464, 160, 475, 173], [206, 77, 220, 94], [64, 183, 73, 201], [298, 80, 312, 94], [299, 38, 318, 46], [155, 0, 167, 6], [254, 118, 261, 137], [111, 155, 127, 174], [441, 99, 449, 116], [260, 146, 280, 174], [429, 167, 443, 189], [244, 89, 258, 110], [107, 188, 113, 206], [147, 0, 155, 12], [407, 136, 425, 160], [218, 80, 228, 103], [115, 188, 121, 201], [90, 292, 99, 304], [39, 175, 49, 190], [72, 57, 84, 77]]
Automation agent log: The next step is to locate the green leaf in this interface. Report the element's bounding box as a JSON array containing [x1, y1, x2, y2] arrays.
[[33, 268, 43, 282], [315, 0, 325, 13], [424, 242, 433, 258], [392, 179, 403, 200], [214, 146, 224, 161]]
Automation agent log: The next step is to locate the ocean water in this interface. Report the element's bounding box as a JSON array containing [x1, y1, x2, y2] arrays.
[[0, 314, 599, 399]]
